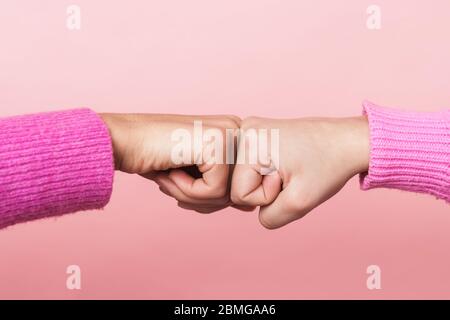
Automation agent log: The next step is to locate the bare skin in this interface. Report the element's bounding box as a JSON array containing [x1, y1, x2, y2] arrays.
[[100, 113, 370, 228], [99, 113, 254, 213], [231, 116, 370, 229]]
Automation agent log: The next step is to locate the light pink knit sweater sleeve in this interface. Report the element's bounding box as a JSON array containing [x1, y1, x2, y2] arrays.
[[0, 109, 114, 229], [360, 101, 449, 202]]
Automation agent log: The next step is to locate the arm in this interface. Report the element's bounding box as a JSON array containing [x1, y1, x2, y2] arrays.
[[360, 101, 449, 203], [231, 101, 449, 229], [0, 110, 241, 229], [0, 109, 114, 229]]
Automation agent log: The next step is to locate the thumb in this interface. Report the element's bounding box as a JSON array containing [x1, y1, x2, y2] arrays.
[[258, 178, 310, 229]]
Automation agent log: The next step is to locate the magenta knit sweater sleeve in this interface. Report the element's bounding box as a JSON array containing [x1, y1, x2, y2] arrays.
[[360, 101, 449, 202], [0, 109, 114, 229]]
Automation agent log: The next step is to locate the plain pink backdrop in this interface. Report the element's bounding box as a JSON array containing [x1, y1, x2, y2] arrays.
[[0, 0, 449, 299]]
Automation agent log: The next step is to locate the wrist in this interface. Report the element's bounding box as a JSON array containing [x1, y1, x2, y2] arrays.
[[334, 116, 370, 177], [346, 115, 370, 175], [98, 113, 124, 171]]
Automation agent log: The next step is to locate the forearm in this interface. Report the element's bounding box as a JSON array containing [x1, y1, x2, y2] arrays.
[[0, 109, 115, 229], [359, 101, 449, 202]]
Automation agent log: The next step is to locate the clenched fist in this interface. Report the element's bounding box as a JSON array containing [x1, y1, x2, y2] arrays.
[[231, 116, 370, 229], [100, 113, 370, 226], [100, 113, 253, 213]]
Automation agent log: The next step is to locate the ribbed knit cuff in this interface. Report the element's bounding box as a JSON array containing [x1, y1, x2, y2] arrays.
[[360, 101, 449, 202], [0, 109, 115, 229]]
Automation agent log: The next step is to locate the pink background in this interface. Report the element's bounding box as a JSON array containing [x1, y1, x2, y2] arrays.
[[0, 0, 449, 299]]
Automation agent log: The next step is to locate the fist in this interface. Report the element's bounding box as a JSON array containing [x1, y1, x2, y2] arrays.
[[101, 113, 253, 213], [231, 116, 370, 229]]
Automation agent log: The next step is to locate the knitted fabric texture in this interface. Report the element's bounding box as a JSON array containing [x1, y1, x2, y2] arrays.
[[360, 101, 449, 202], [0, 109, 114, 229]]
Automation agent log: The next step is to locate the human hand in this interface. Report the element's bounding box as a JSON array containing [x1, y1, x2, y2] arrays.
[[100, 113, 253, 213], [230, 116, 370, 229]]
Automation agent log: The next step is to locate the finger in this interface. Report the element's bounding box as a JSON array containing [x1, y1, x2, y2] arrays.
[[177, 201, 230, 209], [176, 202, 255, 213], [258, 179, 310, 229], [153, 172, 229, 205], [230, 126, 282, 206], [168, 163, 230, 200], [231, 204, 257, 212], [177, 202, 229, 214], [231, 162, 281, 207]]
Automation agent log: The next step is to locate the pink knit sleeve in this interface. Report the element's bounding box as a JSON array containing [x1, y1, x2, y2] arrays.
[[360, 101, 449, 202], [0, 109, 115, 229]]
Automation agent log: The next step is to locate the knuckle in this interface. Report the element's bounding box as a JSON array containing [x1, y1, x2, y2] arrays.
[[221, 118, 240, 130], [230, 190, 246, 205], [288, 191, 310, 214], [242, 116, 262, 128], [211, 184, 228, 199], [259, 215, 278, 230], [287, 200, 305, 213], [225, 115, 242, 128]]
